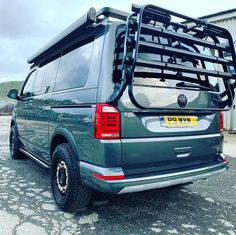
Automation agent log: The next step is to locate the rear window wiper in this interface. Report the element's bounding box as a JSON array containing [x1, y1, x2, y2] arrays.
[[176, 81, 211, 91]]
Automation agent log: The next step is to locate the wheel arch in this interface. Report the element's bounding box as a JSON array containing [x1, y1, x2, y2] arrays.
[[10, 116, 20, 136], [10, 115, 17, 127], [50, 128, 80, 161]]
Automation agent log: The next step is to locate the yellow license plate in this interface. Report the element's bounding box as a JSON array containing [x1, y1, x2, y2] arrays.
[[160, 116, 198, 128]]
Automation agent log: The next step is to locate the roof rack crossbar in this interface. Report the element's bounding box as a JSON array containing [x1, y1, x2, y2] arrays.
[[96, 7, 129, 21], [138, 41, 233, 66], [133, 71, 211, 85], [114, 44, 233, 69], [140, 24, 230, 51], [136, 58, 235, 79], [132, 4, 203, 26]]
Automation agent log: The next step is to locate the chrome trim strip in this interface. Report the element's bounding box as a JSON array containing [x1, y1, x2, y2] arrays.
[[113, 162, 227, 183], [99, 133, 222, 144], [19, 148, 50, 169], [118, 168, 226, 194], [100, 139, 121, 144], [121, 133, 222, 143]]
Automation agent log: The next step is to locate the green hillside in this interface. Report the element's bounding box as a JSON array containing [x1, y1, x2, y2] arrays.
[[0, 81, 23, 103], [0, 81, 23, 95]]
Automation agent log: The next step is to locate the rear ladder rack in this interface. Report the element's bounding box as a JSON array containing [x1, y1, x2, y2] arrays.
[[109, 4, 236, 110]]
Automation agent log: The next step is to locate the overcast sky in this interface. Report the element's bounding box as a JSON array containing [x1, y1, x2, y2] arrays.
[[0, 0, 235, 82]]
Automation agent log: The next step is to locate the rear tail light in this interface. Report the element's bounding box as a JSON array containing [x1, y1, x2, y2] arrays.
[[223, 159, 228, 164], [220, 112, 224, 133], [95, 104, 120, 139]]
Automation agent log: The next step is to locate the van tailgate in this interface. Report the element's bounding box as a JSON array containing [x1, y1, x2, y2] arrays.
[[120, 111, 223, 175]]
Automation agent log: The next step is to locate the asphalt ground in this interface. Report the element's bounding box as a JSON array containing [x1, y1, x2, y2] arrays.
[[0, 116, 235, 235]]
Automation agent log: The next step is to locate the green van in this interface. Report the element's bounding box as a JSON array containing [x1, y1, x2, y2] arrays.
[[7, 4, 236, 211]]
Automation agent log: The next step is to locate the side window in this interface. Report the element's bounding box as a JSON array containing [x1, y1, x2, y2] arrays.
[[33, 67, 45, 95], [54, 40, 94, 91], [43, 59, 60, 94], [21, 70, 36, 98], [33, 58, 59, 96]]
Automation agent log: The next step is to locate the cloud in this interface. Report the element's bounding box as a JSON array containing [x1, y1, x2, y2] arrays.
[[0, 0, 235, 82], [0, 0, 45, 39], [0, 0, 85, 81]]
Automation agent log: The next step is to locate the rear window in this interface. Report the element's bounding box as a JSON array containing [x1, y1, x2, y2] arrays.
[[113, 26, 230, 110], [132, 44, 227, 109]]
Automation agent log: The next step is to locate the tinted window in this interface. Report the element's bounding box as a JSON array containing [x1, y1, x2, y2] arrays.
[[33, 58, 59, 96], [21, 70, 36, 98], [33, 67, 44, 95], [54, 41, 93, 91]]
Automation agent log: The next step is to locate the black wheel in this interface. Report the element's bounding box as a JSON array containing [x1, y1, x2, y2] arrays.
[[9, 126, 24, 159], [51, 143, 92, 212]]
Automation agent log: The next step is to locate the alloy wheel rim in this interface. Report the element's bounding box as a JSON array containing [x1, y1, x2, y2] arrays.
[[56, 160, 69, 194]]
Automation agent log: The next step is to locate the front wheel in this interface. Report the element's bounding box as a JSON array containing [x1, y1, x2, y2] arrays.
[[51, 143, 92, 212], [9, 126, 24, 159]]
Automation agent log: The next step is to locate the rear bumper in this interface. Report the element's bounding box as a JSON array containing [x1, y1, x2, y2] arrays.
[[80, 156, 228, 194]]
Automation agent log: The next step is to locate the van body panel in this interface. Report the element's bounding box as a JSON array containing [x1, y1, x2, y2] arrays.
[[119, 108, 219, 138], [24, 31, 105, 165], [14, 100, 27, 147], [25, 93, 52, 162], [121, 133, 223, 175], [50, 88, 97, 164], [112, 83, 222, 175], [97, 23, 119, 103], [94, 140, 122, 167]]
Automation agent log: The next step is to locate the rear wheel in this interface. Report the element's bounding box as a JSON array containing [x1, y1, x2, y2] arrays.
[[9, 126, 24, 159], [51, 143, 92, 212]]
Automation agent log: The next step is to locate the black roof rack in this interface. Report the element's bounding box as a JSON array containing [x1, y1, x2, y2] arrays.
[[108, 4, 236, 110], [28, 7, 129, 64], [96, 7, 129, 21]]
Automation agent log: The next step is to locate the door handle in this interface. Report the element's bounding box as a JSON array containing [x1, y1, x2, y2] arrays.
[[174, 147, 191, 158]]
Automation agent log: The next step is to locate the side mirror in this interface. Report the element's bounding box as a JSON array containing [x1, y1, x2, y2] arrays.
[[7, 89, 19, 100]]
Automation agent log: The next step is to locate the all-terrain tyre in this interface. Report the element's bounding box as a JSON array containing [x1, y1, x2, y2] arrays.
[[51, 143, 92, 212]]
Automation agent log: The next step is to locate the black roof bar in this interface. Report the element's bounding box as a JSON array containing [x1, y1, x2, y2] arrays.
[[96, 7, 129, 21], [132, 4, 207, 26]]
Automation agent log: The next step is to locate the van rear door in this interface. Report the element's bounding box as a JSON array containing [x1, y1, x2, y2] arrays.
[[110, 4, 236, 175], [118, 94, 223, 175]]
